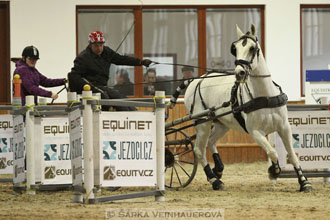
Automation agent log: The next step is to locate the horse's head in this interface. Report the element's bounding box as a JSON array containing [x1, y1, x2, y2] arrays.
[[231, 24, 260, 82]]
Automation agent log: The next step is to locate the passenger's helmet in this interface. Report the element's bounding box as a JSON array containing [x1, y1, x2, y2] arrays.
[[22, 46, 40, 59], [88, 31, 105, 44]]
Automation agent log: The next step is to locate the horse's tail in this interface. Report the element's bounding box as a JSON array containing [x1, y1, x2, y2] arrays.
[[167, 79, 193, 109]]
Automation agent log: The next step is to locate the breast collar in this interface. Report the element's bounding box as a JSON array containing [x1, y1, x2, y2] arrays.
[[230, 81, 288, 133]]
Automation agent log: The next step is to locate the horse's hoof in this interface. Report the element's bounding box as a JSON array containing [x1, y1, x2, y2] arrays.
[[268, 165, 281, 180], [212, 168, 223, 179], [268, 173, 278, 180], [300, 181, 312, 192], [212, 179, 225, 190]]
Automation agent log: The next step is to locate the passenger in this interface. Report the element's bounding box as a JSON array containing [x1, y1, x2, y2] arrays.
[[13, 46, 66, 105]]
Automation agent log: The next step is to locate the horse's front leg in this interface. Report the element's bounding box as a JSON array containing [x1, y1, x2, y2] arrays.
[[277, 124, 312, 192], [194, 122, 223, 190], [250, 130, 281, 179], [207, 122, 229, 181]]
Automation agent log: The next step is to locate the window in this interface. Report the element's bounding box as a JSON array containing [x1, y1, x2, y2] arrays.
[[77, 8, 136, 96], [301, 6, 330, 96], [206, 8, 262, 70], [76, 6, 264, 98], [142, 9, 198, 95]]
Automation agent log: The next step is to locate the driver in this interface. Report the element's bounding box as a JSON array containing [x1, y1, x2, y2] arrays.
[[68, 31, 152, 111]]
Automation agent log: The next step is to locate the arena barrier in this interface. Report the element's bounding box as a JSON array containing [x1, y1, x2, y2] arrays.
[[70, 88, 165, 203], [2, 86, 165, 203], [270, 104, 330, 181], [9, 97, 77, 193], [0, 105, 14, 183]]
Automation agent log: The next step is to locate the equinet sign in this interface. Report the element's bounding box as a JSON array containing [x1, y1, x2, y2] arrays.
[[288, 116, 330, 127], [43, 123, 70, 136], [100, 112, 157, 187], [102, 119, 153, 131]]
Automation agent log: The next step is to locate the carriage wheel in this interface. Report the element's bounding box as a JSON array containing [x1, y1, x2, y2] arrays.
[[165, 128, 198, 189]]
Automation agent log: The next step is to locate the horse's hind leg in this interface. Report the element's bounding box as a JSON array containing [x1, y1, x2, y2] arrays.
[[194, 121, 222, 190], [277, 124, 312, 192], [207, 122, 229, 180]]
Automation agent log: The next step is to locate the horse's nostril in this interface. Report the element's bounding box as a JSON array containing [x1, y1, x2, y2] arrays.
[[239, 71, 245, 76]]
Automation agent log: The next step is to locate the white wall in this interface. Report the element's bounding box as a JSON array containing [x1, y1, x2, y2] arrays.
[[9, 0, 330, 102]]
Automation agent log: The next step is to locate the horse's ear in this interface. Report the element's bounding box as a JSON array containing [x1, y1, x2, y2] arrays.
[[236, 24, 244, 38], [251, 24, 256, 36]]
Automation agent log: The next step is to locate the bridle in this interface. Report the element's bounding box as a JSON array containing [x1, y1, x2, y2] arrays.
[[231, 34, 270, 81]]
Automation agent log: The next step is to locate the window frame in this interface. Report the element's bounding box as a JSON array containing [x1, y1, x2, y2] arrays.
[[0, 1, 10, 104], [300, 4, 330, 97]]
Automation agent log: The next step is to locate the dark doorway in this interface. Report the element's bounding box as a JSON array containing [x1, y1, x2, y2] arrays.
[[0, 2, 10, 104]]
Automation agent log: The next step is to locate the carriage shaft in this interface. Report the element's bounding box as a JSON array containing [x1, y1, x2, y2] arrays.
[[165, 109, 233, 135], [165, 105, 224, 129]]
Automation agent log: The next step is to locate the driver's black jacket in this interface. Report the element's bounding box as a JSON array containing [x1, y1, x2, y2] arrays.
[[68, 45, 141, 94]]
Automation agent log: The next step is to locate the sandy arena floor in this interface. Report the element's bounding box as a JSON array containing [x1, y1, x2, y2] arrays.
[[0, 162, 329, 220]]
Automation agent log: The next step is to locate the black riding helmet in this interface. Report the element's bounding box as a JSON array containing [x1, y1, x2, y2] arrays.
[[22, 45, 40, 59]]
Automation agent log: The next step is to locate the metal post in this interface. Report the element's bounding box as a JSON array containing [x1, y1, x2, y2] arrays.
[[67, 92, 77, 105], [38, 97, 47, 105], [12, 74, 22, 192], [12, 74, 22, 107], [92, 93, 101, 188], [155, 91, 165, 202], [82, 85, 94, 202], [68, 92, 83, 203], [26, 95, 35, 194]]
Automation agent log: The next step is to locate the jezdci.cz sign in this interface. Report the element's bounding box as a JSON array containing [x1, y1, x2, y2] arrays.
[[99, 112, 157, 187], [274, 110, 330, 169]]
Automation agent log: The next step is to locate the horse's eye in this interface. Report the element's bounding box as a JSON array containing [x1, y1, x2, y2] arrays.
[[250, 46, 255, 52]]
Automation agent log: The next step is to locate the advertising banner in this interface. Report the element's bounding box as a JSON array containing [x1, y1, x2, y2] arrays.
[[0, 115, 13, 174], [99, 112, 157, 187], [274, 110, 330, 169], [41, 116, 71, 184], [305, 70, 330, 104], [13, 115, 25, 184]]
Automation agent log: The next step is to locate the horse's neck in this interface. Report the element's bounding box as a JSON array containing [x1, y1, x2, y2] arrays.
[[247, 54, 279, 98]]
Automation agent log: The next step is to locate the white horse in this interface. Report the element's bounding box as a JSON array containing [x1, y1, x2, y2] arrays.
[[168, 24, 312, 192]]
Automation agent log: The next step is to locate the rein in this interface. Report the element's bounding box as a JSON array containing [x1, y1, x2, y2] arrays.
[[250, 74, 271, 78], [151, 61, 235, 76], [121, 71, 236, 88], [50, 83, 68, 104]]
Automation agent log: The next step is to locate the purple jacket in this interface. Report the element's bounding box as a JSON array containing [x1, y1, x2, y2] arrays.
[[14, 60, 66, 105]]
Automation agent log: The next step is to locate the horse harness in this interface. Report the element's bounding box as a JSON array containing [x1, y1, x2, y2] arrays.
[[190, 78, 288, 133], [231, 34, 260, 71], [229, 81, 288, 133], [190, 76, 209, 114], [228, 33, 287, 132], [190, 33, 287, 131]]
